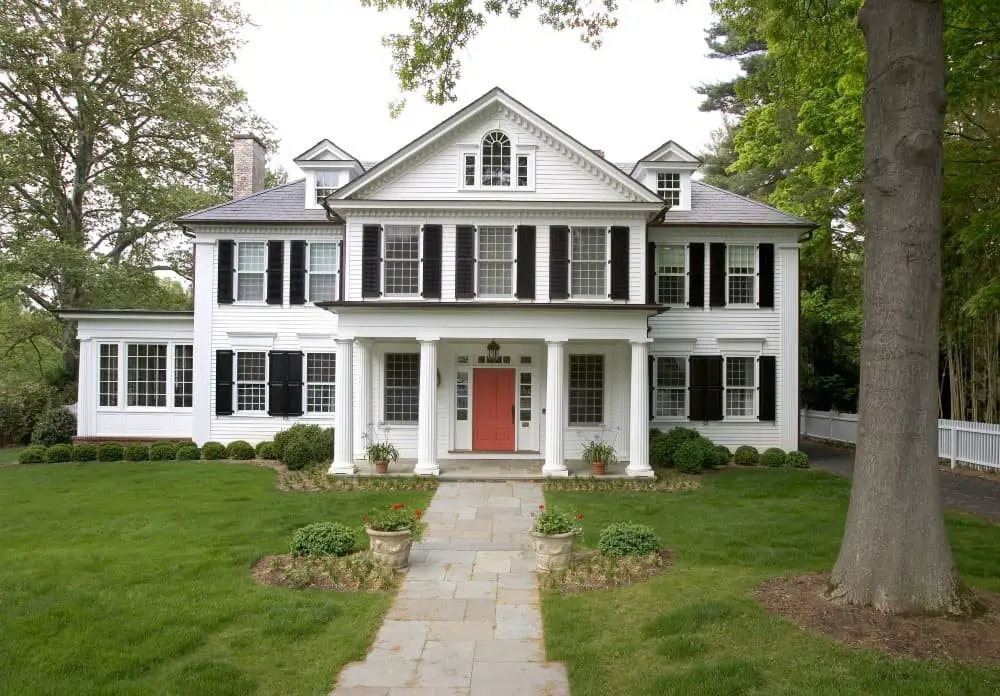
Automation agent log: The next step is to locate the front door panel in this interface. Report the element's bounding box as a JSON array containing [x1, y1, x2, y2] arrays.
[[472, 368, 516, 451]]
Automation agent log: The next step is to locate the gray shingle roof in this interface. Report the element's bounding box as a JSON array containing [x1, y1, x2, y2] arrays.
[[178, 180, 331, 223], [662, 182, 812, 227]]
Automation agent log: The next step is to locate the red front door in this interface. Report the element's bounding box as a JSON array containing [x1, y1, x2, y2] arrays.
[[472, 368, 516, 452]]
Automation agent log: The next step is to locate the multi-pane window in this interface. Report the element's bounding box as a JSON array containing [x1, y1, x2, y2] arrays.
[[464, 154, 476, 186], [455, 371, 469, 421], [657, 172, 681, 206], [99, 344, 119, 407], [385, 353, 419, 422], [384, 225, 420, 296], [570, 227, 607, 298], [519, 371, 532, 424], [481, 131, 511, 186], [727, 245, 756, 305], [315, 171, 338, 204], [309, 242, 339, 302], [654, 357, 686, 418], [236, 241, 267, 301], [306, 353, 335, 413], [174, 345, 193, 408], [657, 245, 687, 305], [477, 226, 514, 297], [516, 155, 529, 187], [725, 357, 756, 417], [568, 355, 604, 425], [236, 352, 266, 412], [127, 344, 167, 407]]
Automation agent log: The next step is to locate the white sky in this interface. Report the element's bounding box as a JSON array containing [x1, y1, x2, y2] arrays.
[[230, 1, 739, 175]]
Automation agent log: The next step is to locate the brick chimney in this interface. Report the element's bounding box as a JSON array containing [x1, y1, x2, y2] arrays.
[[233, 133, 266, 199]]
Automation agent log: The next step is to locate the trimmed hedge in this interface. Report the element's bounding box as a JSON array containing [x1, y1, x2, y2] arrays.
[[713, 445, 732, 468], [290, 522, 356, 557], [598, 522, 662, 557], [124, 444, 149, 462], [786, 450, 810, 469], [283, 439, 314, 471], [44, 444, 74, 463], [656, 427, 702, 468], [72, 444, 98, 462], [761, 447, 787, 468], [30, 407, 77, 446], [18, 445, 47, 464], [226, 440, 255, 461], [176, 443, 201, 460], [734, 445, 759, 466], [98, 442, 124, 462], [674, 438, 715, 474], [274, 424, 333, 469], [255, 440, 276, 459], [149, 442, 179, 461], [202, 442, 226, 460]]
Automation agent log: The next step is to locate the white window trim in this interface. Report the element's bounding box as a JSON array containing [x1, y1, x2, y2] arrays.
[[314, 171, 339, 205], [306, 241, 341, 304], [304, 352, 336, 415], [655, 244, 688, 306], [234, 350, 268, 415], [656, 172, 682, 206], [723, 353, 759, 421], [457, 135, 535, 191], [383, 351, 420, 424], [725, 244, 759, 308], [567, 226, 612, 301], [475, 225, 518, 300], [566, 353, 606, 427], [96, 341, 193, 413], [234, 240, 268, 305], [381, 225, 422, 299], [652, 355, 689, 421]]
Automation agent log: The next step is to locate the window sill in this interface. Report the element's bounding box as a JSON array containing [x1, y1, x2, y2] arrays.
[[97, 407, 193, 413], [382, 421, 418, 427], [652, 417, 689, 423], [717, 304, 760, 310], [723, 416, 758, 423]]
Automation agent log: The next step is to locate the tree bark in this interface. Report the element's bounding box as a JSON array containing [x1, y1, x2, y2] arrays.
[[830, 0, 961, 613]]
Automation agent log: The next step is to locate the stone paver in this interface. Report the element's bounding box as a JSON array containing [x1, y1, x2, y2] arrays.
[[331, 482, 569, 696]]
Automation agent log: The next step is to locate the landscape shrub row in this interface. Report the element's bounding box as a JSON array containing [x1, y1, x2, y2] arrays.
[[649, 427, 809, 473], [16, 438, 296, 465]]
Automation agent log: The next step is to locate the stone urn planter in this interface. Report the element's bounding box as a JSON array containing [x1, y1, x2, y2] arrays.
[[366, 528, 413, 569], [531, 531, 575, 571], [373, 460, 389, 475]]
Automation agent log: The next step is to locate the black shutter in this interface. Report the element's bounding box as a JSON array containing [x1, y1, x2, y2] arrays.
[[268, 352, 287, 416], [266, 240, 284, 305], [648, 355, 656, 420], [709, 243, 727, 307], [689, 356, 723, 421], [758, 243, 775, 308], [455, 225, 476, 299], [421, 224, 442, 299], [338, 239, 345, 302], [609, 226, 630, 300], [286, 352, 304, 417], [217, 240, 234, 304], [515, 225, 536, 299], [215, 350, 234, 416], [289, 241, 307, 305], [646, 241, 656, 304], [361, 224, 381, 298], [759, 356, 776, 421], [688, 243, 705, 308], [549, 225, 570, 300]]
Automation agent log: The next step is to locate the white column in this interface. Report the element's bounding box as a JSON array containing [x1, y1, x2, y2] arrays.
[[191, 240, 215, 446], [415, 338, 440, 476], [779, 245, 800, 450], [354, 340, 372, 461], [627, 339, 655, 477], [329, 338, 356, 474], [76, 338, 94, 438], [543, 339, 568, 477]]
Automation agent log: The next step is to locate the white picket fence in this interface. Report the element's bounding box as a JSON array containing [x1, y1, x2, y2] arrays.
[[800, 409, 1000, 473]]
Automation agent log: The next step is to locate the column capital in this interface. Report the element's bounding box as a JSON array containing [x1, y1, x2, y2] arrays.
[[417, 336, 440, 345], [355, 338, 373, 346], [334, 336, 356, 345], [545, 338, 568, 345], [629, 338, 654, 346]]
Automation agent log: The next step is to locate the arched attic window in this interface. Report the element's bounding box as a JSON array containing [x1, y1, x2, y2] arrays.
[[481, 131, 511, 186]]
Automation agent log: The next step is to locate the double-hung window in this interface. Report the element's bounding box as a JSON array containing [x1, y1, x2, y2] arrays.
[[127, 344, 168, 407], [568, 354, 604, 425], [384, 225, 420, 296], [309, 242, 339, 302], [727, 245, 756, 305], [657, 172, 681, 206], [174, 345, 193, 408], [654, 357, 687, 418], [99, 344, 119, 407], [236, 241, 267, 302], [570, 227, 607, 298], [725, 357, 756, 417], [656, 245, 687, 305], [236, 351, 266, 412], [477, 226, 514, 297], [384, 353, 419, 422], [463, 154, 476, 187], [315, 171, 338, 204], [306, 353, 335, 413]]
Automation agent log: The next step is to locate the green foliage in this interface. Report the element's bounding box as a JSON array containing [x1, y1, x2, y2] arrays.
[[581, 437, 617, 465], [0, 381, 57, 447], [255, 441, 276, 459], [18, 445, 46, 464], [290, 522, 357, 558], [734, 445, 760, 466], [275, 425, 333, 469], [124, 444, 149, 462], [659, 428, 702, 468], [202, 442, 226, 460], [175, 443, 201, 461], [30, 407, 76, 446], [760, 447, 787, 468], [786, 450, 810, 469], [674, 439, 714, 475], [713, 445, 732, 468], [225, 440, 255, 461], [365, 441, 399, 463], [44, 444, 73, 463], [598, 522, 662, 557], [72, 444, 97, 462], [98, 442, 123, 462], [650, 435, 673, 468], [149, 442, 178, 461], [364, 503, 423, 536], [531, 506, 582, 536], [282, 440, 314, 472]]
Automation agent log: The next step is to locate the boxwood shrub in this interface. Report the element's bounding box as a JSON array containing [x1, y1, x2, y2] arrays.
[[713, 445, 732, 468], [658, 427, 702, 467], [226, 440, 255, 461], [760, 447, 787, 468], [18, 445, 47, 464], [44, 443, 74, 463], [255, 440, 277, 459], [290, 521, 356, 557], [202, 442, 226, 460], [283, 439, 314, 471], [149, 441, 178, 461], [598, 522, 662, 557], [786, 450, 810, 469], [124, 444, 149, 461], [30, 407, 77, 446], [175, 443, 201, 460], [650, 436, 673, 468], [674, 438, 715, 474], [274, 424, 333, 468], [72, 443, 98, 462], [98, 442, 124, 462], [733, 445, 759, 466]]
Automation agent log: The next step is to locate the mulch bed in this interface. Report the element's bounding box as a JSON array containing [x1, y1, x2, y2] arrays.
[[539, 549, 673, 594], [276, 467, 440, 492], [755, 572, 1000, 663], [543, 474, 700, 493], [252, 552, 400, 592]]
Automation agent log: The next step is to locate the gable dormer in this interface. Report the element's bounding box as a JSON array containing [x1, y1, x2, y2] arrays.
[[630, 141, 701, 211], [293, 139, 366, 209], [456, 128, 536, 191]]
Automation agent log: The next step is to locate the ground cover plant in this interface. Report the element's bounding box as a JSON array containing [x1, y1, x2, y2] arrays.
[[0, 460, 433, 695], [542, 468, 1000, 696]]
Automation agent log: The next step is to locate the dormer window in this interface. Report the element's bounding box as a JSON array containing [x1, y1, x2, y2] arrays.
[[315, 171, 338, 204], [459, 131, 533, 190], [482, 131, 511, 186], [657, 172, 681, 207]]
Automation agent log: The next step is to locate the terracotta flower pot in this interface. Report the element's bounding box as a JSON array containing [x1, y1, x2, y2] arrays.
[[530, 531, 575, 571], [374, 460, 389, 474], [366, 528, 413, 569], [591, 460, 607, 476]]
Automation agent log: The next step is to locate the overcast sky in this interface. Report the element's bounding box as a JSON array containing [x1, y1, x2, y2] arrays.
[[230, 1, 739, 175]]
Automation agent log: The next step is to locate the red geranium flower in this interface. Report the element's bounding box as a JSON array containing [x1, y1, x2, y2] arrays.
[[391, 503, 405, 510], [577, 514, 583, 520], [415, 510, 422, 517], [362, 515, 367, 522], [538, 505, 544, 510]]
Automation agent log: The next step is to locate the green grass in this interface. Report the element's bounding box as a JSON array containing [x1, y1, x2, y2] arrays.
[[0, 446, 24, 463], [543, 469, 1000, 696], [0, 461, 433, 696]]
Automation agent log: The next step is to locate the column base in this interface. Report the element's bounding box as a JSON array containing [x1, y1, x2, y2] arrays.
[[542, 465, 569, 478], [625, 464, 656, 478], [414, 462, 440, 476], [328, 461, 358, 475]]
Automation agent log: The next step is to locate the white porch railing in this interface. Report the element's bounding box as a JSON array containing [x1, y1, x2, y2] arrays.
[[799, 409, 1000, 473]]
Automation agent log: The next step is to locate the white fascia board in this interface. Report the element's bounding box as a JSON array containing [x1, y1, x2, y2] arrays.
[[328, 199, 663, 214]]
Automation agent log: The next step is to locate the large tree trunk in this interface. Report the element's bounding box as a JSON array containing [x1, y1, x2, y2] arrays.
[[829, 0, 961, 613]]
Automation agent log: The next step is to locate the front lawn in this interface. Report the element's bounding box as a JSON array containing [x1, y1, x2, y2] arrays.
[[0, 461, 433, 696], [543, 469, 1000, 696], [0, 446, 24, 463]]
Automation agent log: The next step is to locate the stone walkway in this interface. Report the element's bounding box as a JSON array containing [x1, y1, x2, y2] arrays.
[[330, 482, 570, 696]]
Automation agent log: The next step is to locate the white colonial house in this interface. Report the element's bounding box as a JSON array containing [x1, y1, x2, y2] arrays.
[[64, 88, 811, 477]]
